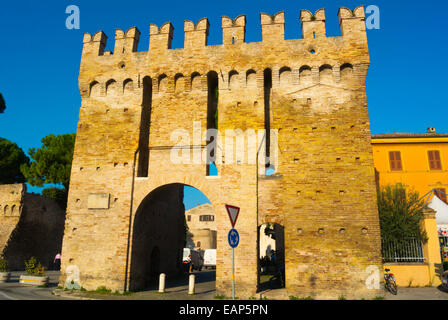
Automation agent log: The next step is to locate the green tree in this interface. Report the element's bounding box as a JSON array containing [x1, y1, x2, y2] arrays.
[[20, 133, 75, 191], [0, 93, 5, 113], [377, 183, 428, 249], [0, 138, 30, 184]]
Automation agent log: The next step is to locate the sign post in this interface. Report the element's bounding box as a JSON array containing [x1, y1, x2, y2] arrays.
[[226, 205, 240, 300]]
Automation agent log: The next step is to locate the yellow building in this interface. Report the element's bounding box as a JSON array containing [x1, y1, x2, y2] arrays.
[[372, 128, 448, 287], [372, 129, 448, 202]]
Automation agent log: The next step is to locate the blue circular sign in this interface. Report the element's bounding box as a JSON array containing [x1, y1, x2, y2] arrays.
[[228, 229, 239, 248]]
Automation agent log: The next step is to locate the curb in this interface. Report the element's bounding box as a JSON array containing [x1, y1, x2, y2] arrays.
[[52, 289, 98, 300]]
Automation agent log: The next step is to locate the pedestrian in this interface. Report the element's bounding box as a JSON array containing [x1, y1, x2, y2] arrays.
[[54, 253, 61, 271], [270, 250, 276, 266], [187, 254, 193, 273]]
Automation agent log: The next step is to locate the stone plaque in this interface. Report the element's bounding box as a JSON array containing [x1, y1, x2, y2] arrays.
[[87, 193, 110, 209]]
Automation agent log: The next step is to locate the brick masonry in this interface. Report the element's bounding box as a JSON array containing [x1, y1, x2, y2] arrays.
[[60, 6, 383, 299], [0, 184, 66, 270]]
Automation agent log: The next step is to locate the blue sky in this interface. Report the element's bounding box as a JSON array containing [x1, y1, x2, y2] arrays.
[[0, 0, 447, 208]]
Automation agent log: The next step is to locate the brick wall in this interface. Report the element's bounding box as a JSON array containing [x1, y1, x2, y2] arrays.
[[60, 6, 382, 299]]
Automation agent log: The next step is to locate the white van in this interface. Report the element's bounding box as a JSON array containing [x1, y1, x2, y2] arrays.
[[203, 249, 216, 269], [183, 248, 203, 271]]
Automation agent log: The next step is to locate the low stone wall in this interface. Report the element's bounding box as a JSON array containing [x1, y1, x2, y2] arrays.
[[0, 184, 66, 270], [0, 184, 25, 251]]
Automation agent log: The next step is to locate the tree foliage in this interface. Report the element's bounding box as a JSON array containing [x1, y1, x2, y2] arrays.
[[377, 183, 428, 247], [0, 137, 30, 184], [20, 134, 76, 191], [0, 93, 5, 113]]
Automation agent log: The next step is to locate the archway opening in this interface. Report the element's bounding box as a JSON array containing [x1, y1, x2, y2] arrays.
[[257, 223, 285, 292], [129, 184, 217, 292]]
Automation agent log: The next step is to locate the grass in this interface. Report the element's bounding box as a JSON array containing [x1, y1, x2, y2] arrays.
[[90, 286, 130, 295], [373, 296, 384, 300], [60, 285, 133, 296], [214, 294, 239, 300], [289, 296, 314, 300]]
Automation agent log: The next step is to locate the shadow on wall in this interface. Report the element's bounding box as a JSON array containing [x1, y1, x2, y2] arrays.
[[129, 184, 186, 292], [3, 194, 66, 271]]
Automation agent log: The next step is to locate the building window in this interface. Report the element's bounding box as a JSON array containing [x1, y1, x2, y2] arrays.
[[389, 151, 402, 171], [435, 189, 447, 204], [187, 215, 191, 222], [199, 215, 214, 222], [428, 150, 442, 170]]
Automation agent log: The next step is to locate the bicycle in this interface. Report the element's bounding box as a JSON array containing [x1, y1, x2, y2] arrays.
[[384, 269, 398, 295]]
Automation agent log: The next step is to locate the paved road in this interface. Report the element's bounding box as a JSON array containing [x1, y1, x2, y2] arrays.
[[0, 271, 74, 300], [3, 269, 448, 300], [0, 270, 217, 300], [56, 270, 217, 300], [384, 286, 448, 300]]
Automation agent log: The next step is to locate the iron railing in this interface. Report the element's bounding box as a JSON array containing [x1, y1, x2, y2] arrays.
[[382, 238, 425, 263]]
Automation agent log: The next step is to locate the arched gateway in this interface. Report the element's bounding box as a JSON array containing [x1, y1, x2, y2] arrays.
[[60, 6, 383, 299]]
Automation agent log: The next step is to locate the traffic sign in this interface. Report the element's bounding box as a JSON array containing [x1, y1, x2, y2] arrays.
[[228, 229, 239, 248], [225, 204, 240, 228]]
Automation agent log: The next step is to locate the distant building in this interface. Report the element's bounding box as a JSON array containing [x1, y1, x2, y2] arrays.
[[372, 128, 448, 232], [185, 204, 278, 260], [185, 203, 217, 250], [372, 128, 448, 202]]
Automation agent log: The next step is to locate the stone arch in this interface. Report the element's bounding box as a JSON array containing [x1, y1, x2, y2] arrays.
[[105, 79, 118, 96], [299, 65, 312, 86], [246, 69, 257, 88], [158, 74, 168, 92], [279, 66, 292, 87], [191, 72, 202, 91], [340, 63, 354, 82], [228, 70, 239, 90], [89, 81, 101, 97], [319, 64, 333, 83], [4, 205, 9, 215], [123, 78, 134, 93], [129, 181, 219, 291], [133, 177, 220, 213], [174, 73, 185, 92]]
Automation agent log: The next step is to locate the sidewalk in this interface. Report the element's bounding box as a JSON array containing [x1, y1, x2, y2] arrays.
[[53, 270, 217, 300]]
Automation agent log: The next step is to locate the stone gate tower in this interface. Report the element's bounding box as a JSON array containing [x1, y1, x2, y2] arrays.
[[60, 6, 383, 299]]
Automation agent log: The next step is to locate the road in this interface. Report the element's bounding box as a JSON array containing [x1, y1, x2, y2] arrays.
[[2, 269, 448, 300], [0, 271, 73, 300], [0, 270, 217, 300]]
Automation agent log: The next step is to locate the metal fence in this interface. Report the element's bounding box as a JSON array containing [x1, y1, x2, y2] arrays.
[[440, 236, 448, 248], [440, 236, 448, 266], [382, 239, 425, 263]]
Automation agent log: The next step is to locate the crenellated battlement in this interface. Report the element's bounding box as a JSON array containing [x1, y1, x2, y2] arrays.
[[222, 15, 246, 45], [81, 6, 367, 59]]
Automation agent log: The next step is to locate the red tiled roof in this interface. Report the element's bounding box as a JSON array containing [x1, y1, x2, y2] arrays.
[[372, 133, 448, 139]]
